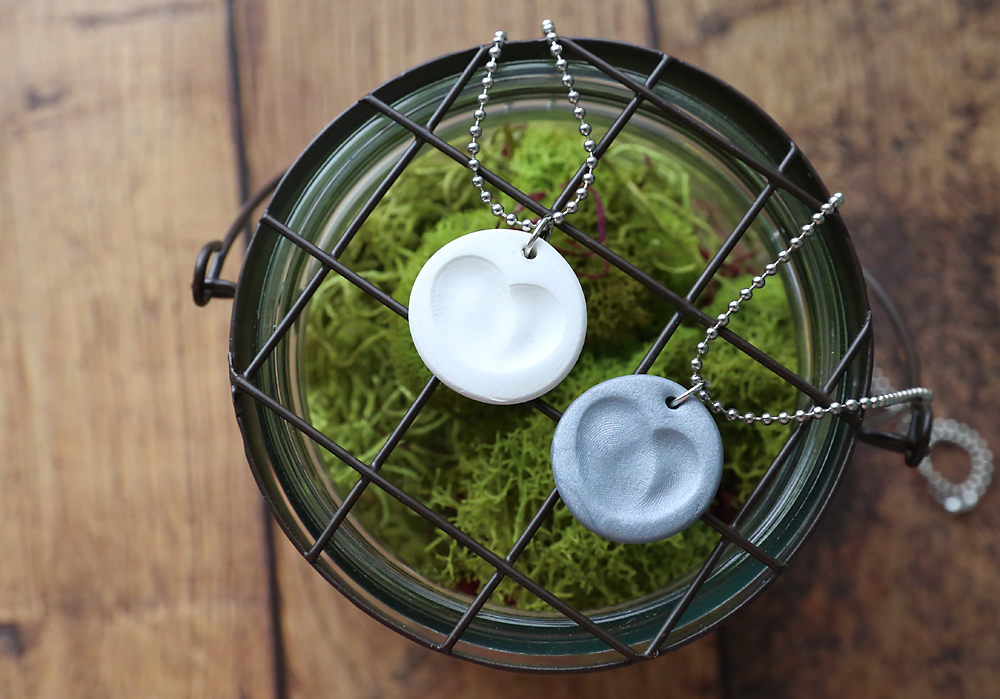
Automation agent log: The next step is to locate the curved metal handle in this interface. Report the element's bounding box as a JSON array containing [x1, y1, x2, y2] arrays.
[[190, 172, 284, 307], [862, 272, 991, 512], [192, 241, 235, 306], [862, 268, 935, 466]]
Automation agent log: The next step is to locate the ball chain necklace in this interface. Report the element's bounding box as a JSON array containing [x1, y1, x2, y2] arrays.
[[678, 193, 934, 424], [467, 21, 597, 255], [409, 21, 936, 546], [406, 21, 597, 406], [552, 191, 936, 545]]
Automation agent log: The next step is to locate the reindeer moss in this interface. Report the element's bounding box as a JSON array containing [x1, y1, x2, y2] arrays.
[[303, 123, 798, 611]]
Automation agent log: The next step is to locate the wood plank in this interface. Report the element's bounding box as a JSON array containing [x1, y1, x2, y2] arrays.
[[652, 1, 1000, 696], [234, 0, 659, 189], [231, 1, 722, 695], [0, 2, 275, 696], [276, 549, 719, 698]]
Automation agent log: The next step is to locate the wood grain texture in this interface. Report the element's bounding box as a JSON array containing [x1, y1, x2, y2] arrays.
[[4, 0, 990, 696], [231, 1, 723, 696], [0, 1, 274, 697], [651, 1, 1000, 697], [275, 550, 719, 699], [233, 0, 656, 190]]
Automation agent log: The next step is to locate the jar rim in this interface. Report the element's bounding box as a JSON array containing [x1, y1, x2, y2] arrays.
[[229, 38, 871, 671]]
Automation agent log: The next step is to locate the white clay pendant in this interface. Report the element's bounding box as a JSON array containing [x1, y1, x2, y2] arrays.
[[408, 228, 587, 405], [550, 375, 724, 544]]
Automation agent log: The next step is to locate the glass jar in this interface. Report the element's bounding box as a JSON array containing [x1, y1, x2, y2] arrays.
[[230, 39, 870, 671]]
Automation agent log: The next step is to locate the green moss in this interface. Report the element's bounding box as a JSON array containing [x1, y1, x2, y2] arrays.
[[303, 123, 797, 611]]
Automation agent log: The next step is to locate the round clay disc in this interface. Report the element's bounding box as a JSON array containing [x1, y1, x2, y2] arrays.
[[550, 375, 724, 544], [408, 228, 587, 405]]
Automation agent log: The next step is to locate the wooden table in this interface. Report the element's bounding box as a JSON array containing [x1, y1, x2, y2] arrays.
[[2, 1, 998, 697]]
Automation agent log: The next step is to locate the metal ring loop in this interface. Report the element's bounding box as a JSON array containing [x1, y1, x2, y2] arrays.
[[667, 382, 704, 409], [522, 216, 553, 259], [917, 417, 994, 514]]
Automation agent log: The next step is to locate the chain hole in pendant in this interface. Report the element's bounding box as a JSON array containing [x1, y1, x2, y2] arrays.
[[665, 396, 679, 410], [522, 215, 552, 259]]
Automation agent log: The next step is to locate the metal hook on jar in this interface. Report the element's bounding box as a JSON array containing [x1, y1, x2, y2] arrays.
[[522, 216, 553, 259]]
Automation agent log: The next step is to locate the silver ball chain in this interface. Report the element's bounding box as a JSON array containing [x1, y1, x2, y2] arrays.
[[466, 28, 937, 429], [676, 192, 936, 425], [467, 21, 599, 256]]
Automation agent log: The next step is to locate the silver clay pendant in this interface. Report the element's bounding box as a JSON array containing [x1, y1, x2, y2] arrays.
[[550, 375, 724, 544], [408, 228, 587, 405]]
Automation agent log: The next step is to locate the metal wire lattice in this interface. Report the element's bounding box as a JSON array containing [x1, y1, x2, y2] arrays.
[[196, 38, 931, 663]]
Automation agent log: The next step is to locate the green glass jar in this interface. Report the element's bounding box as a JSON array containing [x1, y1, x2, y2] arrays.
[[230, 39, 870, 671]]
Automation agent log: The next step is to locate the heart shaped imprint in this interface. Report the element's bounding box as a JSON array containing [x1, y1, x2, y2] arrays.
[[430, 256, 564, 373], [551, 375, 724, 544], [408, 229, 587, 405]]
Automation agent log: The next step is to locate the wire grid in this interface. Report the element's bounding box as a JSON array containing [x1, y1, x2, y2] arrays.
[[230, 39, 875, 661]]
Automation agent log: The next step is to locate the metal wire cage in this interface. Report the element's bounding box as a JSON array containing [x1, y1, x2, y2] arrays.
[[193, 38, 933, 671]]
